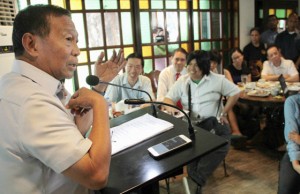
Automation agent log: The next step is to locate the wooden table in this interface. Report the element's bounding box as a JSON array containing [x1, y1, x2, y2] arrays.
[[239, 90, 285, 108]]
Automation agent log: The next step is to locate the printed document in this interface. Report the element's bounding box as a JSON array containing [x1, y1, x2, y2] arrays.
[[111, 113, 174, 155]]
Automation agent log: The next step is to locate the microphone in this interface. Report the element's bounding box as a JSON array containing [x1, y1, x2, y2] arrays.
[[86, 75, 157, 117], [124, 99, 195, 139]]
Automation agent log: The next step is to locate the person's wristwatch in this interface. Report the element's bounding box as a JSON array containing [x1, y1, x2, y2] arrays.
[[220, 112, 228, 117]]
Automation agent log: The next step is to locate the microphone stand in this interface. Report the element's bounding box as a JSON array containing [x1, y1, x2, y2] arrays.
[[86, 75, 157, 117], [124, 99, 195, 139]]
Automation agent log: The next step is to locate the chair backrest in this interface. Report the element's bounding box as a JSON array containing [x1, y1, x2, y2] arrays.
[[144, 70, 160, 97]]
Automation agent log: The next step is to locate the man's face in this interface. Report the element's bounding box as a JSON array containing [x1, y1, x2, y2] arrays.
[[35, 15, 80, 80], [171, 51, 186, 73], [250, 30, 260, 44], [126, 58, 143, 80], [268, 16, 278, 30], [287, 14, 298, 32], [267, 47, 281, 65]]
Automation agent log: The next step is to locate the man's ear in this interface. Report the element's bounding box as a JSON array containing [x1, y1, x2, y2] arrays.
[[22, 33, 39, 57]]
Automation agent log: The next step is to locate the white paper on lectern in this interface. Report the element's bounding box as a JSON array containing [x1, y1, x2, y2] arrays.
[[111, 113, 174, 155]]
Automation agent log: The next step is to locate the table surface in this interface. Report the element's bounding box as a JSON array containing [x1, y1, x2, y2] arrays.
[[100, 106, 228, 194], [239, 90, 285, 107]]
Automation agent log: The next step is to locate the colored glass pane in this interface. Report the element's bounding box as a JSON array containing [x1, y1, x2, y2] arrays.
[[279, 20, 286, 31], [31, 0, 48, 5], [211, 0, 221, 9], [87, 13, 104, 48], [200, 12, 211, 39], [287, 9, 293, 17], [199, 0, 209, 9], [51, 0, 66, 8], [139, 0, 149, 9], [121, 12, 133, 45], [151, 0, 163, 9], [212, 41, 221, 49], [124, 47, 134, 58], [166, 0, 177, 9], [140, 12, 151, 44], [201, 42, 211, 51], [104, 12, 121, 46], [120, 0, 130, 9], [269, 9, 275, 15], [193, 0, 198, 10], [17, 0, 28, 10], [89, 50, 104, 63], [259, 9, 263, 19], [107, 48, 121, 61], [77, 65, 90, 88], [78, 50, 87, 63], [211, 12, 221, 39], [276, 9, 285, 18], [166, 12, 179, 42], [193, 12, 199, 41], [85, 1, 100, 9], [144, 59, 153, 73], [70, 0, 82, 10], [103, 0, 117, 9], [180, 43, 188, 52], [71, 13, 86, 48], [64, 78, 75, 94], [155, 58, 167, 71], [154, 45, 167, 56], [180, 12, 188, 41], [142, 46, 152, 57], [194, 42, 200, 50], [179, 1, 187, 10], [168, 44, 179, 54], [152, 12, 165, 43]]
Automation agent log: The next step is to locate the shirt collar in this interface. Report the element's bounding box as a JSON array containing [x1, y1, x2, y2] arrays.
[[171, 65, 187, 76], [12, 60, 61, 96]]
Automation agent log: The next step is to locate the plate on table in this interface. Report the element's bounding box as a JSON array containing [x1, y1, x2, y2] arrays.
[[287, 85, 300, 91], [247, 90, 270, 97]]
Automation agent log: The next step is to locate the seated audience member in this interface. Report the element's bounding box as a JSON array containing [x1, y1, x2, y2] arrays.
[[209, 50, 241, 136], [243, 27, 267, 81], [0, 4, 125, 193], [275, 12, 300, 69], [157, 48, 188, 102], [261, 15, 279, 48], [224, 48, 251, 84], [163, 50, 240, 193], [261, 45, 299, 82], [209, 49, 222, 74], [103, 52, 154, 103], [278, 94, 300, 194]]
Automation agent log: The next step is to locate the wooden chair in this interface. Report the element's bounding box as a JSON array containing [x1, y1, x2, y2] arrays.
[[144, 70, 160, 98]]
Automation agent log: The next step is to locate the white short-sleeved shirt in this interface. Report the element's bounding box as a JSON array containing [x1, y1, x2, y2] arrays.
[[166, 72, 240, 122], [157, 65, 187, 101], [261, 58, 298, 77], [0, 60, 92, 194], [104, 74, 154, 103]]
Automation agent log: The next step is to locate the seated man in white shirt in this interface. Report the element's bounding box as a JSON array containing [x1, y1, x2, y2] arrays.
[[261, 45, 299, 82], [104, 52, 154, 104], [157, 48, 188, 102]]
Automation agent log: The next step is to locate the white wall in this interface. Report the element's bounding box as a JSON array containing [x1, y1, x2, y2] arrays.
[[239, 0, 255, 50]]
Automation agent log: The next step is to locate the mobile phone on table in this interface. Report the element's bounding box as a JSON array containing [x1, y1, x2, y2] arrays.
[[147, 134, 192, 158]]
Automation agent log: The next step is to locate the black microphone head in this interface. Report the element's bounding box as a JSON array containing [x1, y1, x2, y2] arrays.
[[86, 75, 99, 86]]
